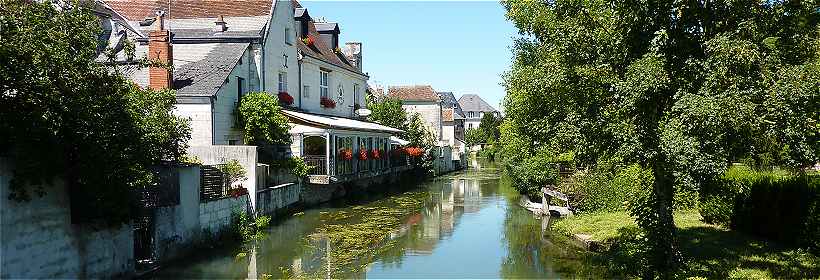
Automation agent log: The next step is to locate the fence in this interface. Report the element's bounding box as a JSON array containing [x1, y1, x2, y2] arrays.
[[199, 164, 238, 202], [304, 156, 327, 175]]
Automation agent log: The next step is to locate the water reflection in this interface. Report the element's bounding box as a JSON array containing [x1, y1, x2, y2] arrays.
[[152, 160, 599, 279]]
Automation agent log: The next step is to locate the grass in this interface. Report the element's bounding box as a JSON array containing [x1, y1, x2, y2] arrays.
[[553, 210, 820, 279]]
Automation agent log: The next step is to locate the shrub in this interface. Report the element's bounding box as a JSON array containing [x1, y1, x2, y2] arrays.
[[699, 165, 820, 252], [698, 166, 792, 226], [732, 174, 820, 251], [563, 163, 652, 213]]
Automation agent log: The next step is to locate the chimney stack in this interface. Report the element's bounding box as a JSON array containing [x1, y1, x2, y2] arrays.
[[214, 15, 227, 32], [344, 42, 362, 71], [148, 14, 173, 90]]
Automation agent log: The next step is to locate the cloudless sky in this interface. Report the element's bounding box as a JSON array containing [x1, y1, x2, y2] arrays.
[[302, 1, 518, 110]]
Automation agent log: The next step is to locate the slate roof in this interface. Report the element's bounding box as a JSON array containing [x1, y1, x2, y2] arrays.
[[458, 94, 497, 114], [314, 22, 339, 33], [438, 92, 464, 119], [104, 0, 273, 21], [388, 85, 440, 102], [173, 43, 250, 96], [295, 15, 364, 75]]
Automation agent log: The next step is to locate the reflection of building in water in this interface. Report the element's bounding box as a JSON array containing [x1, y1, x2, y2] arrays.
[[453, 178, 482, 213], [407, 177, 485, 255]]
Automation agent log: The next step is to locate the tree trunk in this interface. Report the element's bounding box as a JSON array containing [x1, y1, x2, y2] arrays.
[[647, 159, 679, 278]]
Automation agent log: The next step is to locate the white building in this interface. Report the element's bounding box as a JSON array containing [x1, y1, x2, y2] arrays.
[[458, 93, 500, 131], [101, 0, 406, 193]]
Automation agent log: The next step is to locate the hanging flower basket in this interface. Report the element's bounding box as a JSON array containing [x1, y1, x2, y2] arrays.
[[277, 91, 294, 105], [340, 148, 353, 160], [302, 35, 315, 46], [371, 148, 381, 159], [406, 147, 424, 157], [320, 96, 336, 108], [358, 149, 368, 160]]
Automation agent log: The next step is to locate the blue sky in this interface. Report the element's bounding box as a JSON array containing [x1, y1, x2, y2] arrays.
[[302, 1, 517, 110]]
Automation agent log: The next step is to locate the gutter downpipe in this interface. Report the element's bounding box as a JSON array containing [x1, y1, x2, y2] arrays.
[[298, 54, 303, 109]]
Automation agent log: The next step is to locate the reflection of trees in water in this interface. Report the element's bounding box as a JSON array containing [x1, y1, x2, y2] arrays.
[[498, 179, 606, 278]]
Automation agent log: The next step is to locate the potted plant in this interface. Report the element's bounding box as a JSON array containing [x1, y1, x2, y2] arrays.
[[277, 91, 294, 106], [302, 35, 315, 46], [358, 149, 368, 161], [320, 96, 336, 109], [339, 148, 353, 160], [371, 148, 381, 160], [406, 147, 424, 157]]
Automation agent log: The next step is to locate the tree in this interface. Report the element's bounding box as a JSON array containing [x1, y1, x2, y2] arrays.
[[367, 93, 408, 131], [478, 112, 501, 143], [465, 128, 485, 147], [404, 113, 437, 171], [501, 0, 819, 275], [0, 1, 191, 225], [237, 92, 291, 146]]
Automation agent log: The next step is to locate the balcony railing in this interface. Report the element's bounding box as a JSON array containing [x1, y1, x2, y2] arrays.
[[304, 155, 327, 175]]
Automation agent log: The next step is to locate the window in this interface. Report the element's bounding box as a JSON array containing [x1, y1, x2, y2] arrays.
[[236, 76, 245, 100], [469, 111, 474, 118], [353, 83, 360, 106], [303, 85, 310, 97], [468, 123, 473, 129], [278, 72, 287, 92], [228, 140, 238, 145], [283, 54, 288, 68], [320, 71, 329, 98], [285, 27, 293, 45]]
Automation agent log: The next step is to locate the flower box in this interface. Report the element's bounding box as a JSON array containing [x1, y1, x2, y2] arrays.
[[302, 35, 315, 46], [371, 148, 381, 159], [358, 149, 368, 160], [228, 187, 248, 198], [406, 147, 424, 157], [320, 96, 336, 109], [277, 91, 294, 105]]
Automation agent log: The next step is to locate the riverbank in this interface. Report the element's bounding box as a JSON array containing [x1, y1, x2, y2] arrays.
[[552, 210, 820, 278]]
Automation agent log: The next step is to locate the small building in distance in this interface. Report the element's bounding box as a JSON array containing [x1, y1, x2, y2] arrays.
[[458, 94, 500, 131]]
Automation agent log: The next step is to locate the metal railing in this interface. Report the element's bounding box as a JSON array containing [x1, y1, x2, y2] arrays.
[[304, 155, 327, 175]]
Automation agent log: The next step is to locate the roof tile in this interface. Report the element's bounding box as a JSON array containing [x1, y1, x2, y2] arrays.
[[388, 85, 440, 102]]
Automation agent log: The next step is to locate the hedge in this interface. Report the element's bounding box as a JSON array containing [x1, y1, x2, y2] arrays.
[[699, 166, 820, 252]]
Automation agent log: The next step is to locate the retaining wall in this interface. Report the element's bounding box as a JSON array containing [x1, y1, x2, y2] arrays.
[[0, 159, 134, 279], [199, 195, 249, 236], [152, 166, 201, 261], [256, 182, 301, 216]]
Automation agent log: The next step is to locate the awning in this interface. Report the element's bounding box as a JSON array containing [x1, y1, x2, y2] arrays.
[[282, 110, 403, 134], [390, 136, 410, 146]]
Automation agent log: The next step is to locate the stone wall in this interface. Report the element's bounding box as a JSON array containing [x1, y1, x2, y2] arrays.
[[199, 195, 249, 236], [188, 145, 258, 206], [0, 159, 134, 279], [152, 166, 201, 261], [256, 182, 301, 216]]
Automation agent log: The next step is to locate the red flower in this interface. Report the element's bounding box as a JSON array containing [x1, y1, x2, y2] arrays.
[[302, 35, 315, 46], [358, 149, 368, 160], [320, 96, 336, 108], [228, 187, 248, 198], [339, 148, 353, 160], [277, 91, 294, 105], [406, 147, 424, 157], [371, 149, 381, 159]]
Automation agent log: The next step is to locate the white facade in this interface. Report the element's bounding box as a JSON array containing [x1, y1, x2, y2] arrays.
[[402, 101, 443, 142], [297, 52, 368, 118]]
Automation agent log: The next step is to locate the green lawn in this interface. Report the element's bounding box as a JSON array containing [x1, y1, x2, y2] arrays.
[[553, 210, 820, 279]]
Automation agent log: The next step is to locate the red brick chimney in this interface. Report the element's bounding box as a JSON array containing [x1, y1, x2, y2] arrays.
[[148, 15, 173, 90]]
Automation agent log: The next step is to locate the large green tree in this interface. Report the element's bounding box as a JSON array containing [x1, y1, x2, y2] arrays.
[[502, 0, 819, 275], [0, 1, 191, 225], [366, 93, 408, 131]]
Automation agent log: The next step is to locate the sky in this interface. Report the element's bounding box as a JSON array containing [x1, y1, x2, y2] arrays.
[[302, 1, 518, 111]]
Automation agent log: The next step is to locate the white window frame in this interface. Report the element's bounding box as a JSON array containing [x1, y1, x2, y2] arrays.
[[285, 27, 293, 45], [303, 85, 310, 97], [353, 83, 360, 105], [278, 72, 288, 92], [320, 71, 329, 98]]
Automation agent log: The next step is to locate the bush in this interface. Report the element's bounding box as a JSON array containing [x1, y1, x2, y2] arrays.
[[563, 163, 652, 213], [699, 166, 820, 252], [732, 174, 820, 252], [698, 166, 792, 226]]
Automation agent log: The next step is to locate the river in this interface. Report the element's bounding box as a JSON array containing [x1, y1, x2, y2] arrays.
[[152, 160, 601, 279]]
